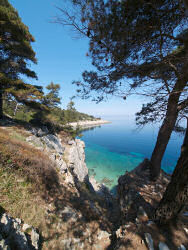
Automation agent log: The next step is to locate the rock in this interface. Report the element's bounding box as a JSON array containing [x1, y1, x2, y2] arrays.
[[55, 158, 67, 173], [68, 139, 88, 182], [184, 227, 188, 234], [0, 213, 39, 250], [178, 245, 186, 250], [22, 224, 32, 232], [26, 135, 44, 148], [61, 206, 79, 223], [89, 176, 112, 198], [144, 233, 154, 250], [0, 238, 10, 250], [68, 140, 75, 145], [31, 126, 49, 137], [159, 242, 170, 250], [41, 134, 65, 154], [9, 230, 29, 250], [0, 214, 12, 235], [97, 230, 111, 240], [31, 228, 40, 249]]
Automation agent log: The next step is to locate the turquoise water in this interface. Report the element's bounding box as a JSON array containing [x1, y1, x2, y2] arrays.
[[79, 116, 183, 189]]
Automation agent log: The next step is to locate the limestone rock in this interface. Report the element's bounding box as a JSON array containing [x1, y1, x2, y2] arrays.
[[68, 140, 75, 145], [26, 135, 44, 148], [31, 228, 40, 249], [68, 139, 88, 182], [41, 134, 65, 154], [31, 126, 49, 137], [0, 213, 39, 250], [0, 238, 10, 250]]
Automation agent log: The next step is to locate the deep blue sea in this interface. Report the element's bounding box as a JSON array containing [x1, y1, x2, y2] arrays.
[[78, 116, 183, 189]]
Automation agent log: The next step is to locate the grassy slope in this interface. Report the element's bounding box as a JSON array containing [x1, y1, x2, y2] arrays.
[[0, 124, 114, 249]]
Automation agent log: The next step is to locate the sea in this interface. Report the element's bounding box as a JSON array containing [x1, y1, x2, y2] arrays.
[[78, 116, 183, 190]]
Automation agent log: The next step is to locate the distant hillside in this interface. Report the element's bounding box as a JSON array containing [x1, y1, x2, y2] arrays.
[[4, 100, 100, 127]]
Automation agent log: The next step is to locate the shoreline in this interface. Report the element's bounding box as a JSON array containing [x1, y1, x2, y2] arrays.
[[68, 119, 111, 129]]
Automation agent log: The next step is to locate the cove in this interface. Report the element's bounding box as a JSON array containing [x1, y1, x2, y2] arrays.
[[79, 116, 183, 190]]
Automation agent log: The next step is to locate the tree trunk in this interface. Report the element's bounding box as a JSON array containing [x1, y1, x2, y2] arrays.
[[150, 97, 179, 181], [150, 75, 188, 180], [154, 118, 188, 224], [0, 88, 3, 119]]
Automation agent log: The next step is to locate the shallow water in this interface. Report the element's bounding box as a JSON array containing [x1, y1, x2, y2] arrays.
[[79, 116, 183, 189]]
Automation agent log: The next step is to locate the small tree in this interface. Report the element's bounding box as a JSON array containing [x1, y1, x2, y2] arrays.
[[0, 0, 42, 118], [43, 82, 61, 108]]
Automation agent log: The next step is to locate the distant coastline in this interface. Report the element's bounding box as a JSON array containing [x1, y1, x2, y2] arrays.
[[68, 119, 111, 129]]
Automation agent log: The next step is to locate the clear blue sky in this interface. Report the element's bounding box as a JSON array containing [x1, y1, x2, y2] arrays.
[[9, 0, 144, 118]]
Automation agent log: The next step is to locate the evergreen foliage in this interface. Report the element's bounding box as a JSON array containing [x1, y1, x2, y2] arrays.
[[0, 0, 44, 118], [57, 0, 188, 180], [43, 82, 61, 108]]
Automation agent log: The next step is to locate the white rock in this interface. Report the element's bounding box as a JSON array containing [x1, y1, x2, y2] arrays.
[[41, 134, 65, 154], [31, 228, 40, 249], [0, 239, 10, 250], [145, 233, 154, 250], [68, 139, 88, 182], [68, 140, 75, 145], [97, 230, 111, 240], [22, 224, 32, 232], [184, 227, 188, 234], [15, 218, 22, 224], [159, 242, 170, 250]]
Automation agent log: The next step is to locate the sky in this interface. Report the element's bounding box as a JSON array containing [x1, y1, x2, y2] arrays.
[[9, 0, 144, 118]]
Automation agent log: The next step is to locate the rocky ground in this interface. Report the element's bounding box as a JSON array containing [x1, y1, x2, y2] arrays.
[[0, 118, 188, 249]]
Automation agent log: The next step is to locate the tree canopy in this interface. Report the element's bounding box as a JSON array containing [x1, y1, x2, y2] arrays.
[[43, 82, 61, 108], [57, 0, 188, 180], [0, 0, 44, 118]]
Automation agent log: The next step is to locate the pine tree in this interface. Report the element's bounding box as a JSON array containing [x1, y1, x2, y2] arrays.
[[0, 0, 42, 119], [57, 0, 188, 180], [43, 82, 61, 108]]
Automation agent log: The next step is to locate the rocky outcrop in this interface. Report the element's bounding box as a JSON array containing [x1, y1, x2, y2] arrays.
[[67, 139, 88, 182], [0, 213, 39, 250], [26, 128, 92, 188], [117, 159, 170, 222], [114, 159, 188, 250]]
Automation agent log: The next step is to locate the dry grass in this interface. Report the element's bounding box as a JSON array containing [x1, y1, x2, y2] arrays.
[[0, 126, 64, 246], [0, 126, 117, 249], [0, 127, 60, 199]]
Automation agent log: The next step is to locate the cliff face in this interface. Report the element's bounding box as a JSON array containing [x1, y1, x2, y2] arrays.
[[26, 128, 89, 187]]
